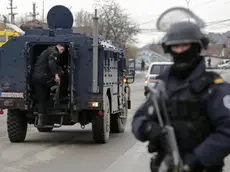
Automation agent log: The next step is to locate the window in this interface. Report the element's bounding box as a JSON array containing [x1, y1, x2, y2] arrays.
[[162, 65, 171, 71], [150, 64, 171, 74], [150, 65, 161, 74], [0, 36, 6, 42]]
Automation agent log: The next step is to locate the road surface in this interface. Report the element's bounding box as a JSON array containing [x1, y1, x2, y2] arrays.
[[0, 71, 230, 172]]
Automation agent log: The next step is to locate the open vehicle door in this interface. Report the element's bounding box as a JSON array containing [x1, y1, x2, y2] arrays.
[[68, 42, 77, 113]]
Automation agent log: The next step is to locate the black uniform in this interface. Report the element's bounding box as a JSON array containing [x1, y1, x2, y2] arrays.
[[208, 58, 211, 67], [132, 22, 230, 172], [141, 59, 145, 71], [32, 46, 60, 121]]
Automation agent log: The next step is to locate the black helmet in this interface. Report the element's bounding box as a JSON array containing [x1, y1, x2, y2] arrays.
[[162, 21, 209, 53]]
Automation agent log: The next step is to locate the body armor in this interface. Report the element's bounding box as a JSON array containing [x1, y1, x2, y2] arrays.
[[159, 71, 221, 154]]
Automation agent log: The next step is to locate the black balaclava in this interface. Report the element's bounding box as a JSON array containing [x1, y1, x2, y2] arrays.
[[169, 43, 203, 79]]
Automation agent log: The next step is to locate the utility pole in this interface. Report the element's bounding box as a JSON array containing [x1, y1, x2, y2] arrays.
[[92, 9, 99, 93], [185, 0, 190, 21], [29, 2, 39, 20], [3, 16, 7, 24], [6, 0, 17, 24], [42, 1, 44, 21], [185, 0, 190, 9]]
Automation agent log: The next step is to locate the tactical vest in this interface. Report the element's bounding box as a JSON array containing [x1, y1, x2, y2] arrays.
[[158, 71, 224, 153]]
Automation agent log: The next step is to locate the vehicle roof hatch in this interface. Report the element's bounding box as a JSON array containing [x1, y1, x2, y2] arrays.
[[47, 5, 73, 29]]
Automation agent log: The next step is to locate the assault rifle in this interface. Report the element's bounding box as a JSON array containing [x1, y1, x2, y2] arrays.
[[147, 80, 184, 172]]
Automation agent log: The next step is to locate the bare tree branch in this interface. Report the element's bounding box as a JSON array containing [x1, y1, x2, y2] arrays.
[[75, 0, 140, 48]]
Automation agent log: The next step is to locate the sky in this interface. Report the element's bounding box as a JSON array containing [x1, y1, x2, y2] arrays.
[[1, 0, 230, 47]]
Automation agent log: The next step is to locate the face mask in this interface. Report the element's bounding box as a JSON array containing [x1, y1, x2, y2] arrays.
[[169, 44, 202, 79]]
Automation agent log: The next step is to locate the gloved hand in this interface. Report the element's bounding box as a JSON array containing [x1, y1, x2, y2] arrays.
[[183, 153, 203, 172], [146, 122, 164, 153], [150, 153, 165, 172]]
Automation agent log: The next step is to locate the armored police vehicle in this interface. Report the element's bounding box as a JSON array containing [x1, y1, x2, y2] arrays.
[[0, 5, 134, 144]]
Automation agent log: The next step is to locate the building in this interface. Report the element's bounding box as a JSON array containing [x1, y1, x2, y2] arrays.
[[201, 44, 225, 58], [135, 49, 170, 70]]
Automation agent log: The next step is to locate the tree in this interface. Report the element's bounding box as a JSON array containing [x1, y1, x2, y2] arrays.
[[206, 34, 216, 44], [75, 9, 93, 36], [75, 0, 140, 48], [75, 9, 92, 27], [125, 44, 139, 59], [15, 14, 30, 26], [96, 0, 140, 47]]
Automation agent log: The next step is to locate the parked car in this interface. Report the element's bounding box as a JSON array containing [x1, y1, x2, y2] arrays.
[[217, 61, 230, 69], [144, 61, 173, 96]]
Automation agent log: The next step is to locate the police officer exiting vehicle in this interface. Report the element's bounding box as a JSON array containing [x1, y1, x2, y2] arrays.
[[132, 21, 230, 172], [32, 44, 65, 126]]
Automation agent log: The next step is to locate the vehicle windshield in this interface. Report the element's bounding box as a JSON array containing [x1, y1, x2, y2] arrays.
[[150, 64, 171, 74]]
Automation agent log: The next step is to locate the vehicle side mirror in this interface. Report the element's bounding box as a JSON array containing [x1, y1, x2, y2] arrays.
[[127, 59, 136, 76]]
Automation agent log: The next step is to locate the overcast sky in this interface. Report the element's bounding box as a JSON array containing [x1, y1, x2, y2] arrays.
[[1, 0, 230, 47]]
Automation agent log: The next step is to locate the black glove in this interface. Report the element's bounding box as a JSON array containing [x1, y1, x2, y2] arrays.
[[150, 153, 166, 172], [183, 153, 203, 172], [146, 122, 164, 153]]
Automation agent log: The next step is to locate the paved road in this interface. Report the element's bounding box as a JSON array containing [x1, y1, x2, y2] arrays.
[[0, 74, 150, 172], [0, 71, 230, 172]]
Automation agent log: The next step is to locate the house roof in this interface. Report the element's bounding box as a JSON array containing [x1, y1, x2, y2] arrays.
[[201, 44, 224, 57]]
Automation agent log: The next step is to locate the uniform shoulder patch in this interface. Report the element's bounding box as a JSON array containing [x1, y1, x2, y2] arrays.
[[214, 78, 224, 84], [223, 95, 230, 109]]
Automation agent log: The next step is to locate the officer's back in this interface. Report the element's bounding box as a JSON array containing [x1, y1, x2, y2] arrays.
[[33, 46, 59, 82]]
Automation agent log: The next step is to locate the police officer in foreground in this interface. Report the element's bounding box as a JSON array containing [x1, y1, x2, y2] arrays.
[[32, 44, 65, 126], [132, 21, 230, 172]]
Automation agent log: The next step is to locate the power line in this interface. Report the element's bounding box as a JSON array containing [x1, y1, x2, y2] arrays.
[[6, 0, 17, 24], [137, 0, 230, 27], [42, 1, 45, 21], [137, 16, 160, 26], [139, 18, 230, 33]]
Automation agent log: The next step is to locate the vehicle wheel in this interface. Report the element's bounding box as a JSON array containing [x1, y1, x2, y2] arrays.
[[110, 96, 127, 133], [37, 127, 53, 132], [92, 95, 110, 143], [7, 110, 28, 142]]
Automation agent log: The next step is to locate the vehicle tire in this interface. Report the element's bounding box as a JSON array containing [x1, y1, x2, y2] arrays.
[[37, 127, 53, 132], [92, 95, 110, 143], [7, 110, 28, 142], [110, 96, 127, 133]]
